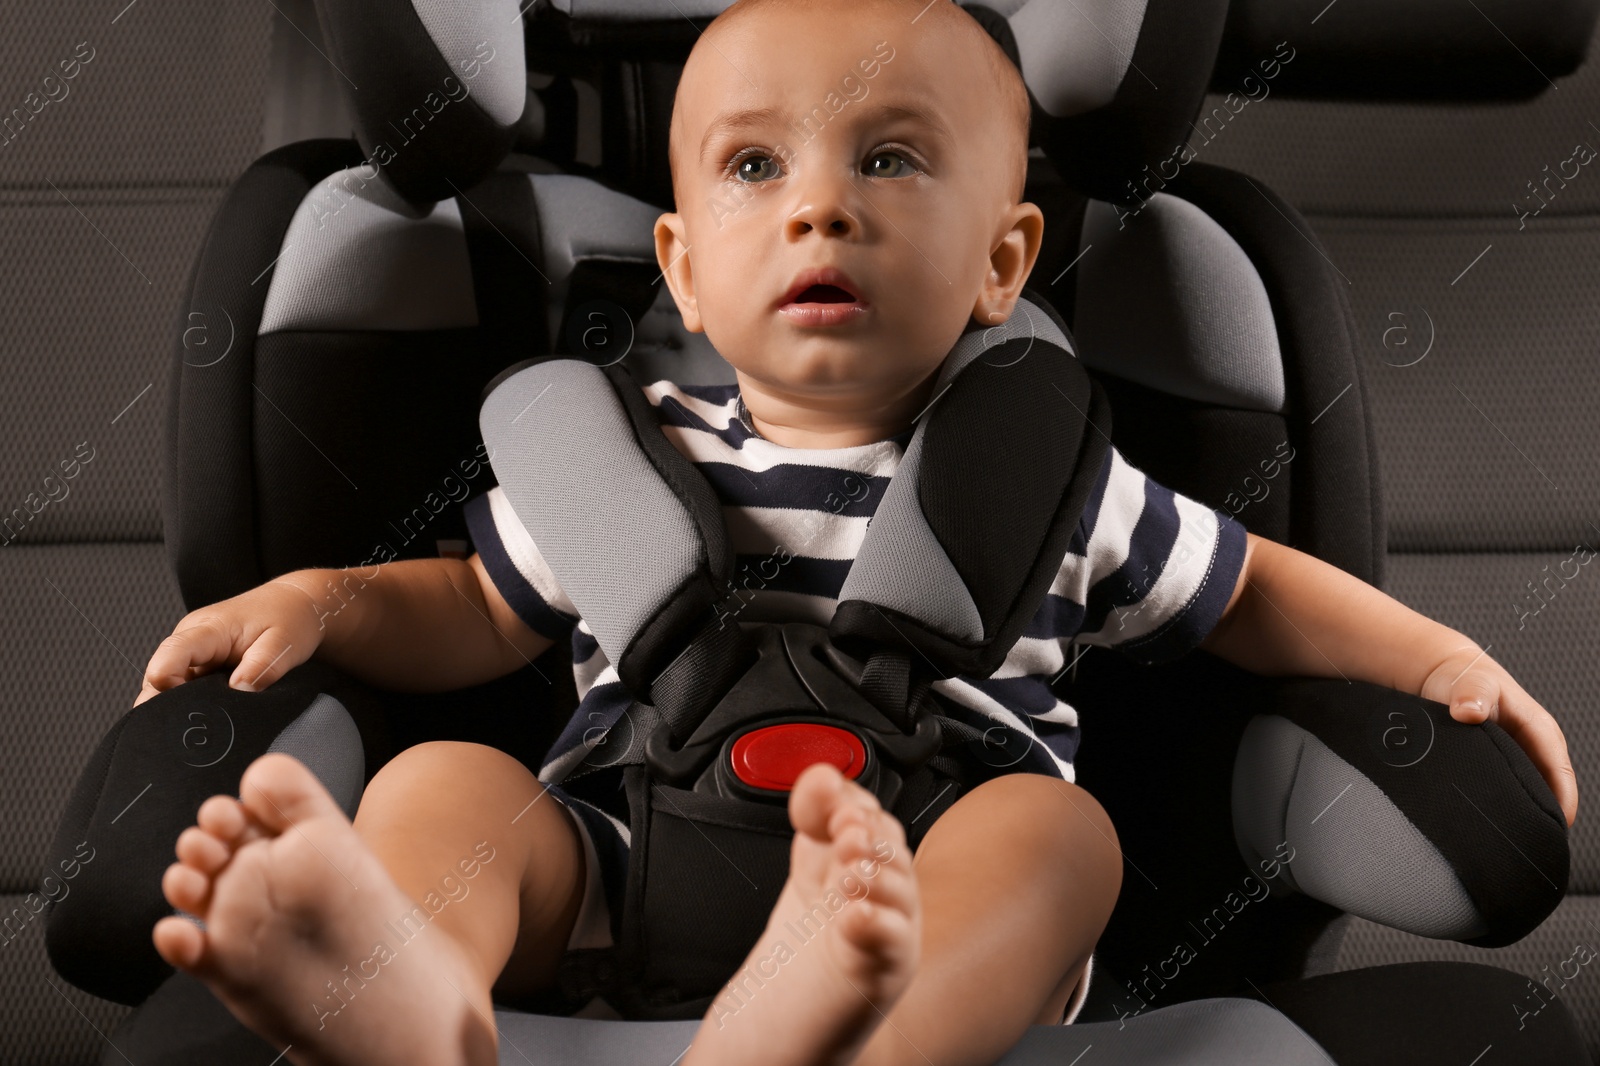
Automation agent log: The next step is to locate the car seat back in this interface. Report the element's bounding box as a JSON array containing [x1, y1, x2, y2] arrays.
[[158, 0, 1546, 1016]]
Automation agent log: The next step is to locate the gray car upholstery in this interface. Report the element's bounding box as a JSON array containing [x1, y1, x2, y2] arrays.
[[0, 0, 277, 1058], [487, 996, 1337, 1066], [1196, 12, 1600, 1061]]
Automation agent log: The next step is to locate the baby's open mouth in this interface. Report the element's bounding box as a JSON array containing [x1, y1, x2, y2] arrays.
[[790, 284, 857, 304], [775, 267, 869, 327]]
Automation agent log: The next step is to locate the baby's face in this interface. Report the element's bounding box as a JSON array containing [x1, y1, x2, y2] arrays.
[[655, 1, 1041, 415]]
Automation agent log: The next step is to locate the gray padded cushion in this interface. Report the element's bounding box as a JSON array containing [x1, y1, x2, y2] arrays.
[[1233, 714, 1489, 941], [480, 359, 704, 670], [492, 996, 1336, 1065], [480, 297, 1072, 661], [248, 162, 739, 434], [838, 403, 985, 642], [836, 297, 1072, 640], [264, 694, 365, 818], [627, 280, 740, 387], [248, 156, 650, 337], [411, 0, 526, 126], [257, 166, 477, 334], [1002, 0, 1145, 118], [255, 170, 670, 346], [527, 172, 666, 340], [545, 0, 1148, 118], [1074, 195, 1286, 413]]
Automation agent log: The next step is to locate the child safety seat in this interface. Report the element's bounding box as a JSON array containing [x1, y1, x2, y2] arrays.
[[476, 297, 1108, 1016], [41, 0, 1592, 1062]]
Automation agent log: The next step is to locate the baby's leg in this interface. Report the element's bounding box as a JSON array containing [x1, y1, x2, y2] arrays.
[[349, 741, 587, 1008], [852, 773, 1122, 1066], [151, 741, 587, 1066], [684, 762, 922, 1066], [685, 769, 1119, 1066]]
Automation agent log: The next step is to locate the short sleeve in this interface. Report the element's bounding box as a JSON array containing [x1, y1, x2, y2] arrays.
[[463, 485, 581, 642], [1053, 444, 1248, 665]]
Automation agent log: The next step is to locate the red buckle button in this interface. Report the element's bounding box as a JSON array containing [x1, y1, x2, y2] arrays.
[[729, 723, 867, 791]]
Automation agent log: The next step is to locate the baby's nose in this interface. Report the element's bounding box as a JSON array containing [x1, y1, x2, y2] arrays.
[[785, 199, 858, 239]]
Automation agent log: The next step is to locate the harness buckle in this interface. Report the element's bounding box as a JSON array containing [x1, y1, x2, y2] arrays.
[[642, 622, 942, 809]]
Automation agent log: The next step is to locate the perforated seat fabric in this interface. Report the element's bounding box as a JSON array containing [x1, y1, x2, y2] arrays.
[[1193, 15, 1600, 1060], [0, 0, 276, 1059]]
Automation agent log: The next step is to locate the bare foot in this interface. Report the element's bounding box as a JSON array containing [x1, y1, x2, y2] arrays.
[[684, 762, 921, 1066], [152, 753, 496, 1066]]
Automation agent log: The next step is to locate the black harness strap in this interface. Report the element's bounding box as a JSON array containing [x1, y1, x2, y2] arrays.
[[482, 295, 1109, 1021], [647, 614, 759, 744], [455, 170, 548, 367]]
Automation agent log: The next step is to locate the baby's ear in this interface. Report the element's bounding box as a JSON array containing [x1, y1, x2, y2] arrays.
[[654, 212, 703, 333], [972, 202, 1045, 326]]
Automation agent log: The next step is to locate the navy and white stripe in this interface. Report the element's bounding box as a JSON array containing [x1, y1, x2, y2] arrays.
[[465, 379, 1248, 793]]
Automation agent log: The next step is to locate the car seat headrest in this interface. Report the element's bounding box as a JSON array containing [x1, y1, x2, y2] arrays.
[[311, 0, 529, 209], [1073, 194, 1286, 413], [973, 0, 1232, 205], [525, 0, 1230, 206], [1214, 0, 1600, 101], [317, 0, 1234, 209]]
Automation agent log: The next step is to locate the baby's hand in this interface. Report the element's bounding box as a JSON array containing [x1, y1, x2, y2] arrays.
[[1421, 647, 1579, 826], [134, 579, 327, 708]]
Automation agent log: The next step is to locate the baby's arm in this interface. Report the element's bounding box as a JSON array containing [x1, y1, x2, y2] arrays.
[[1199, 533, 1579, 825], [138, 556, 554, 705], [276, 556, 556, 691]]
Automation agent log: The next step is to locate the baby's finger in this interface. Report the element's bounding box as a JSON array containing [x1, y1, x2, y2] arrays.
[[142, 618, 235, 696], [228, 631, 302, 693], [1446, 668, 1498, 724]]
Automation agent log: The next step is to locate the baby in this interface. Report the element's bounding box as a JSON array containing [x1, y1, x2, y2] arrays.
[[138, 1, 1579, 1064]]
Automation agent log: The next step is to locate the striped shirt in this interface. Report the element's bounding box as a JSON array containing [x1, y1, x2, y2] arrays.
[[465, 379, 1248, 795]]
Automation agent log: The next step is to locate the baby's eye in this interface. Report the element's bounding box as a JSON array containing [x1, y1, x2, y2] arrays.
[[865, 150, 916, 178], [732, 153, 781, 183]]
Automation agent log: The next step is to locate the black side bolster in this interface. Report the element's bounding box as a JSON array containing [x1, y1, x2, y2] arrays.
[[1232, 677, 1568, 948], [43, 660, 392, 1006]]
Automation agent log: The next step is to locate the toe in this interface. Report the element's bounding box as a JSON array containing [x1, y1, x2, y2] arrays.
[[824, 782, 892, 862], [827, 797, 877, 848], [152, 914, 210, 973], [841, 850, 916, 917], [196, 794, 255, 847], [176, 825, 232, 875], [238, 752, 343, 833], [789, 762, 848, 839], [838, 896, 918, 971], [162, 860, 211, 914]]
